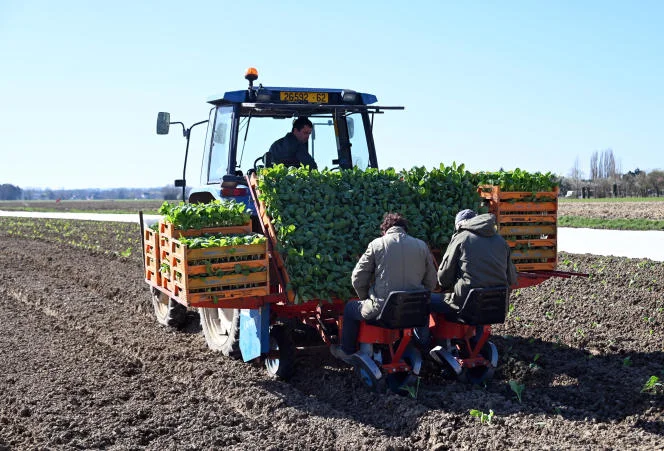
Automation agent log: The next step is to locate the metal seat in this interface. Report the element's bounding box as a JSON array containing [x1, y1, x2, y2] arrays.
[[367, 290, 430, 329], [456, 286, 509, 325]]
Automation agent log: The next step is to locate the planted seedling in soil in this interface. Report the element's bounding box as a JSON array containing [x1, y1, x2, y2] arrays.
[[469, 409, 495, 424], [509, 380, 525, 403], [641, 376, 663, 394]]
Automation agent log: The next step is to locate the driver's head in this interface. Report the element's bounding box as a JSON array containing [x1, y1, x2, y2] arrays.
[[380, 212, 409, 235], [292, 117, 313, 143]]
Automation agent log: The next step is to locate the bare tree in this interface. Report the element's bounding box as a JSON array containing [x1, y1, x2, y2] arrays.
[[602, 148, 616, 180], [568, 156, 584, 192], [590, 151, 599, 180]]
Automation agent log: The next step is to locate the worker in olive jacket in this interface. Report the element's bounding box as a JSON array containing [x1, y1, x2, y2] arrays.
[[330, 212, 437, 363], [437, 209, 518, 315]]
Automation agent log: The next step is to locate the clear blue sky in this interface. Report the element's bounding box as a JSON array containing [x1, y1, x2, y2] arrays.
[[1, 0, 662, 189]]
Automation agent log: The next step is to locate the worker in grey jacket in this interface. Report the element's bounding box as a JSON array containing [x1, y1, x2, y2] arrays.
[[331, 212, 437, 363], [437, 209, 518, 314]]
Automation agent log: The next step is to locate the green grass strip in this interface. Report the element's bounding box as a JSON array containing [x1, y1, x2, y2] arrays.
[[559, 216, 664, 231]]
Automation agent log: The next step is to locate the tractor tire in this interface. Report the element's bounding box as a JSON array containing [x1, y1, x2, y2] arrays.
[[264, 324, 296, 380], [199, 307, 241, 357], [151, 288, 187, 329], [457, 341, 497, 385]]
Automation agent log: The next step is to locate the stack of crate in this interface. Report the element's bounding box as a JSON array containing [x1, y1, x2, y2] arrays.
[[158, 221, 269, 306], [478, 186, 559, 271], [144, 227, 161, 286]]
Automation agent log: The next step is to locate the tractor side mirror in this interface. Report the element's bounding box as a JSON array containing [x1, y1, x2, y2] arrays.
[[156, 112, 171, 135]]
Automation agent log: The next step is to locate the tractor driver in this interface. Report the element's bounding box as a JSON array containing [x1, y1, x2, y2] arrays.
[[267, 117, 318, 170], [330, 212, 438, 363]]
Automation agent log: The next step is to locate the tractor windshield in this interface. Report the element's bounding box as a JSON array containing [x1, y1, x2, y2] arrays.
[[203, 106, 373, 184]]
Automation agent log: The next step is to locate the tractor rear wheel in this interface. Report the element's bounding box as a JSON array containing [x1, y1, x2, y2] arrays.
[[199, 307, 241, 357], [264, 324, 296, 380], [151, 288, 187, 329]]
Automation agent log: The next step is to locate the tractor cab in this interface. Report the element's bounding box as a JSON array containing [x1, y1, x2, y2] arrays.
[[156, 68, 403, 207]]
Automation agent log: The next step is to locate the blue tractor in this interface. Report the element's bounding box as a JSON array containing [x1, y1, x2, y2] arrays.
[[156, 67, 403, 209]]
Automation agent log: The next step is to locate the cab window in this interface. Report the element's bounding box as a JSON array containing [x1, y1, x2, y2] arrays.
[[206, 106, 233, 183], [347, 113, 370, 169]]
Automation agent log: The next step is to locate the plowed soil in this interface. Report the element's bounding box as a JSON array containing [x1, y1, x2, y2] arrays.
[[558, 200, 664, 220], [0, 208, 662, 449]]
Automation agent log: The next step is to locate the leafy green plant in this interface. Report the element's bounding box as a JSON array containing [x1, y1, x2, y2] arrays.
[[509, 380, 525, 403], [469, 409, 494, 424], [119, 247, 132, 257], [641, 376, 662, 393], [178, 233, 266, 249], [474, 168, 558, 192], [623, 357, 633, 367], [159, 199, 250, 230], [257, 163, 480, 302], [400, 377, 421, 399]]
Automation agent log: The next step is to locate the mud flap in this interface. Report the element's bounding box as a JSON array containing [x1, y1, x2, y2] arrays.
[[239, 305, 270, 362]]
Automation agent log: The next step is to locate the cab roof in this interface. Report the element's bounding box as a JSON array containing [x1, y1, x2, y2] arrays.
[[207, 87, 378, 106]]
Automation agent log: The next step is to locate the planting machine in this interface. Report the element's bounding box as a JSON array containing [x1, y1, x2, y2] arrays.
[[143, 68, 585, 392]]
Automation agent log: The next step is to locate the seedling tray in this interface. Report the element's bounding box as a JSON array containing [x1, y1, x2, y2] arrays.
[[166, 238, 269, 307]]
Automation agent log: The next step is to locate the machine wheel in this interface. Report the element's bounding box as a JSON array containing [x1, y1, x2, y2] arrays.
[[264, 324, 296, 380], [457, 342, 497, 385], [199, 307, 240, 357], [151, 288, 187, 329], [354, 359, 385, 393]]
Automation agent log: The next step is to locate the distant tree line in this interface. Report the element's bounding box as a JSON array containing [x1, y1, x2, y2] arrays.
[[562, 149, 663, 198], [0, 185, 185, 201]]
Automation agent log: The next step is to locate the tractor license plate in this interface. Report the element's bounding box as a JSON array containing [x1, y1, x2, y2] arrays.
[[279, 91, 329, 103]]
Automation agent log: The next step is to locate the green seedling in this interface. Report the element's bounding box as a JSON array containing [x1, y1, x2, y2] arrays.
[[469, 409, 494, 424], [622, 357, 632, 367], [641, 376, 662, 393], [400, 377, 421, 399], [555, 298, 565, 305], [509, 380, 525, 403], [545, 311, 554, 320], [120, 247, 132, 257]]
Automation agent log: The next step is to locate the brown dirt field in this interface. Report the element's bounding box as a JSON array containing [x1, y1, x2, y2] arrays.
[[558, 200, 664, 220], [0, 217, 662, 450], [0, 200, 164, 213]]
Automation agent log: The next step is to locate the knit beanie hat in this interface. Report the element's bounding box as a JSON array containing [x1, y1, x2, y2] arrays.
[[454, 209, 477, 229]]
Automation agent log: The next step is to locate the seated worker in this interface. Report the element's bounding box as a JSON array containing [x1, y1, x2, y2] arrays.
[[268, 117, 318, 170], [330, 212, 438, 363], [415, 209, 517, 347], [437, 209, 517, 314]]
